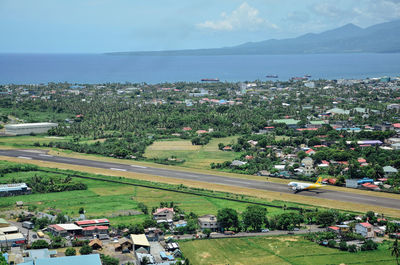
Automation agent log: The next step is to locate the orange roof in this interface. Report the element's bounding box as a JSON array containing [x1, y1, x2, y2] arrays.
[[305, 149, 315, 154], [153, 208, 174, 215], [359, 222, 373, 228]]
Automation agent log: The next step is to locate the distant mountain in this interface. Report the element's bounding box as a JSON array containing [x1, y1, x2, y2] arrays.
[[109, 20, 400, 56]]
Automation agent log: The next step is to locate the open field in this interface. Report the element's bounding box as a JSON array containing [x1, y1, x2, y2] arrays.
[[180, 236, 397, 265], [2, 156, 400, 218], [0, 135, 70, 148], [0, 166, 290, 226], [144, 137, 239, 169]]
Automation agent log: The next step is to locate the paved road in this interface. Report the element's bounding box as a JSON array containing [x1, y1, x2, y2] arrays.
[[1, 149, 400, 210]]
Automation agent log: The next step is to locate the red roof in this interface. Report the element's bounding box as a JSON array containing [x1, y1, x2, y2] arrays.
[[305, 149, 315, 154], [337, 161, 349, 165], [322, 160, 330, 165], [196, 130, 208, 134], [313, 145, 327, 148], [75, 219, 109, 226], [362, 183, 378, 189], [49, 224, 64, 231], [182, 127, 192, 131], [359, 222, 373, 228], [297, 128, 318, 131], [264, 126, 275, 129], [328, 226, 340, 230], [358, 158, 367, 163], [328, 179, 337, 185], [85, 225, 108, 230], [153, 208, 174, 215], [393, 123, 400, 128]]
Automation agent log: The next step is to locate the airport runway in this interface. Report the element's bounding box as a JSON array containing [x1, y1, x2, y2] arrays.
[[1, 149, 400, 210]]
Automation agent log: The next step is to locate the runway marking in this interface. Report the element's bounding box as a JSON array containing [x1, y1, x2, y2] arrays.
[[39, 154, 53, 157], [110, 168, 127, 172], [17, 156, 32, 160], [130, 165, 147, 169]]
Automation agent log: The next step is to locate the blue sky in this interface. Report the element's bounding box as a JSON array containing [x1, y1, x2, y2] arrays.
[[1, 0, 400, 53]]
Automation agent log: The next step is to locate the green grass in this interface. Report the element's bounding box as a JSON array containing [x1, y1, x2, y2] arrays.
[[144, 137, 240, 169], [180, 236, 397, 265], [0, 135, 70, 148], [0, 167, 290, 226]]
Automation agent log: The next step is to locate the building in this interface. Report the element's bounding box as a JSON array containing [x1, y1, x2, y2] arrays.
[[0, 232, 25, 247], [345, 179, 359, 188], [74, 219, 109, 228], [153, 208, 175, 221], [0, 218, 9, 228], [301, 157, 314, 176], [114, 238, 133, 252], [383, 166, 398, 177], [88, 239, 102, 250], [355, 222, 374, 238], [23, 249, 58, 263], [22, 221, 34, 229], [198, 215, 219, 232], [0, 226, 19, 235], [0, 183, 32, 197], [48, 224, 82, 237], [20, 253, 102, 265], [5, 122, 58, 136], [130, 234, 150, 252], [81, 226, 109, 237]]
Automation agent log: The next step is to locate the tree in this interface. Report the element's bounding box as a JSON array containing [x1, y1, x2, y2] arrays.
[[339, 241, 348, 251], [31, 239, 49, 249], [0, 253, 7, 265], [100, 254, 119, 265], [78, 207, 85, 214], [315, 211, 336, 227], [242, 205, 268, 232], [391, 237, 400, 265], [203, 228, 212, 238], [327, 240, 336, 248], [348, 244, 357, 253], [217, 208, 239, 231], [55, 213, 67, 224], [79, 244, 93, 255], [361, 239, 378, 251], [65, 248, 76, 256]]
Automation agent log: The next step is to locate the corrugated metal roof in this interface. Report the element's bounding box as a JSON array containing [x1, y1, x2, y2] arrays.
[[130, 234, 150, 247]]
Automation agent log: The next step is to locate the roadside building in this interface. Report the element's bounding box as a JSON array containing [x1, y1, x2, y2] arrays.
[[198, 215, 219, 232], [355, 222, 374, 238], [114, 238, 133, 252], [153, 208, 175, 221], [23, 253, 102, 265], [5, 122, 58, 135], [130, 234, 150, 252], [0, 233, 25, 247], [48, 224, 82, 237], [23, 249, 57, 263], [0, 226, 19, 235], [301, 157, 314, 176], [81, 226, 109, 237], [88, 238, 102, 250]]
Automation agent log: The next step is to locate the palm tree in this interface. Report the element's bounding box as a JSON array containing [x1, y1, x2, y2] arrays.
[[391, 235, 400, 265]]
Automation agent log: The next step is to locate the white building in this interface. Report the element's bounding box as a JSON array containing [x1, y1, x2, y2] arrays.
[[198, 215, 219, 232], [5, 122, 58, 135], [355, 222, 374, 238]]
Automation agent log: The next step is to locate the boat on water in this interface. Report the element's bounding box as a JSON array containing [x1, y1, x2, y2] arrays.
[[266, 75, 278, 78], [304, 75, 312, 78], [201, 78, 219, 82]]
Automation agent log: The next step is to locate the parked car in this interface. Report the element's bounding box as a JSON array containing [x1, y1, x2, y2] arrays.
[[293, 228, 300, 231], [261, 229, 270, 233]]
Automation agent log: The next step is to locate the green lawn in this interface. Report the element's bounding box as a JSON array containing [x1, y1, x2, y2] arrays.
[[0, 135, 70, 148], [144, 137, 240, 169], [0, 167, 288, 226], [180, 236, 396, 265]]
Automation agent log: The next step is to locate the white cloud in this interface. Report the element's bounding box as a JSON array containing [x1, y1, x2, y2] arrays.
[[196, 2, 277, 31]]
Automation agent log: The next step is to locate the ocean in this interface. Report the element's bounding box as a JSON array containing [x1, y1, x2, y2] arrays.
[[0, 53, 399, 84]]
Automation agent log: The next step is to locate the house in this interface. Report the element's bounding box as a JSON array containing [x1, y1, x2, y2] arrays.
[[23, 249, 57, 263], [355, 222, 374, 238], [88, 238, 102, 250], [301, 157, 314, 176], [136, 252, 155, 265], [345, 179, 359, 188], [153, 208, 175, 221], [383, 166, 398, 177], [305, 149, 316, 155], [131, 234, 150, 252], [198, 215, 219, 232], [48, 224, 82, 237], [114, 237, 133, 252], [327, 226, 340, 233], [222, 146, 232, 151], [231, 160, 247, 167]]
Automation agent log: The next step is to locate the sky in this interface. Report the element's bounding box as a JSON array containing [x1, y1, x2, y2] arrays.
[[1, 0, 400, 53]]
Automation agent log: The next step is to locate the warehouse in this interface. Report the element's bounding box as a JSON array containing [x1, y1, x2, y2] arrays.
[[0, 233, 25, 247], [0, 183, 32, 197], [5, 122, 58, 135], [48, 224, 82, 237]]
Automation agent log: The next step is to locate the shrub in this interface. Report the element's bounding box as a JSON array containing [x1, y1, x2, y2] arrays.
[[339, 241, 348, 251], [327, 240, 336, 248], [31, 240, 49, 249], [348, 244, 357, 252], [65, 248, 76, 256], [79, 244, 93, 255]]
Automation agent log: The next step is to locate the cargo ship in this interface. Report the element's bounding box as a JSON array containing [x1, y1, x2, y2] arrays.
[[201, 78, 220, 82], [266, 75, 278, 78]]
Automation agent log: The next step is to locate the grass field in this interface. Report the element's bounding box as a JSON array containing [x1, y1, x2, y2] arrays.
[[0, 167, 289, 226], [180, 236, 396, 265], [0, 135, 70, 148], [144, 137, 240, 169]]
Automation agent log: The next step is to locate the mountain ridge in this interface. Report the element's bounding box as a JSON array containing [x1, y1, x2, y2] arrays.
[[108, 20, 400, 56]]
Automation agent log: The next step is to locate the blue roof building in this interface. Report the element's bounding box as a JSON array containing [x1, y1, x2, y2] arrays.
[[19, 254, 102, 265]]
